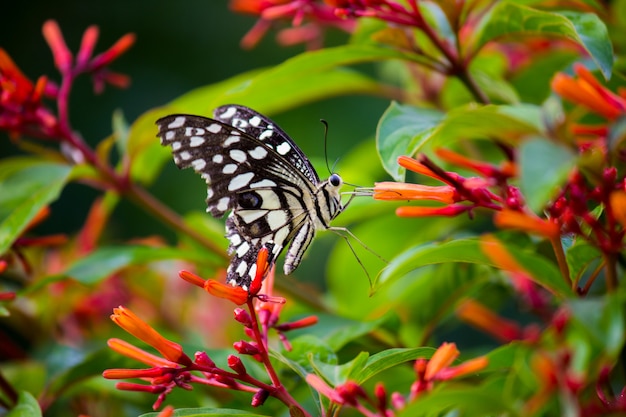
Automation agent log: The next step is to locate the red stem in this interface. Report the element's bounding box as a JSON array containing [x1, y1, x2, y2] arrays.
[[246, 299, 312, 416]]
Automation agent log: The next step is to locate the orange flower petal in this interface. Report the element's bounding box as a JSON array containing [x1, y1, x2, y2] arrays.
[[107, 338, 178, 368], [493, 209, 560, 239], [609, 191, 626, 228], [111, 307, 192, 366], [179, 270, 206, 288], [480, 234, 528, 274], [435, 356, 489, 380], [456, 299, 522, 342], [396, 204, 467, 217], [374, 182, 457, 203], [42, 20, 73, 72], [204, 280, 249, 305], [424, 342, 459, 380]]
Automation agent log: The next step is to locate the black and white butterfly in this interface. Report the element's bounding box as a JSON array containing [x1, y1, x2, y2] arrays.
[[156, 105, 345, 290]]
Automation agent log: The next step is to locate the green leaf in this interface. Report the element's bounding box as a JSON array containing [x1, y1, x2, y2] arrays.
[[558, 11, 614, 79], [55, 245, 212, 285], [567, 294, 626, 359], [376, 103, 542, 181], [474, 2, 613, 79], [310, 351, 370, 386], [128, 44, 409, 185], [519, 137, 577, 213], [289, 313, 389, 351], [6, 391, 41, 417], [355, 347, 435, 384], [141, 409, 270, 417], [284, 335, 337, 373], [376, 101, 444, 181], [0, 158, 72, 255], [565, 238, 602, 284], [377, 238, 572, 297], [397, 381, 514, 416]]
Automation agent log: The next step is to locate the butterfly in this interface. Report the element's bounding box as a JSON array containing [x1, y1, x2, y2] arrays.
[[156, 105, 345, 291]]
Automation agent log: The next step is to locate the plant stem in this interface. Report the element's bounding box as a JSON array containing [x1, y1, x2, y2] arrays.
[[550, 236, 572, 290], [124, 183, 229, 261], [604, 252, 617, 292], [246, 299, 312, 417]]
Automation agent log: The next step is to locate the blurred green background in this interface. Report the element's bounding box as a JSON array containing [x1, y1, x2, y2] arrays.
[[0, 0, 389, 242]]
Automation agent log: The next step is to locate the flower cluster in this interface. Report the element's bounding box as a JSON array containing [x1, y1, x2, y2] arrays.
[[229, 0, 441, 49], [0, 20, 133, 142], [371, 65, 626, 293], [105, 248, 318, 412], [307, 342, 488, 415], [229, 0, 355, 49]]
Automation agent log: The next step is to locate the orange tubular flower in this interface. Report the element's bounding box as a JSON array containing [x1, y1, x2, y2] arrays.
[[374, 182, 457, 203], [493, 209, 560, 240], [424, 342, 488, 381], [456, 300, 523, 343], [396, 204, 469, 217], [107, 338, 179, 368], [111, 306, 193, 366], [305, 373, 346, 404], [204, 280, 249, 305], [609, 191, 626, 228], [424, 342, 459, 381], [551, 63, 626, 120]]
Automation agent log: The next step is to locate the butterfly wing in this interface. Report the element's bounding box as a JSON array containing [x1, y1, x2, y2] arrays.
[[156, 107, 320, 289]]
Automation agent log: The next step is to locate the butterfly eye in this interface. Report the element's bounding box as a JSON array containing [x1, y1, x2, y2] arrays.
[[329, 173, 342, 187]]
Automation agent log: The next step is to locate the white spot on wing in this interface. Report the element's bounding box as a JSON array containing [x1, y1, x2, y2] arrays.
[[230, 149, 247, 163], [239, 210, 267, 223], [248, 146, 268, 160], [217, 197, 230, 212], [228, 172, 255, 191], [168, 116, 186, 129], [223, 164, 237, 174], [248, 263, 257, 279], [189, 136, 205, 147], [267, 210, 288, 229], [221, 107, 237, 119], [207, 123, 222, 133], [274, 227, 289, 247], [259, 130, 273, 140], [224, 136, 240, 146], [230, 234, 242, 246], [236, 260, 248, 277], [250, 179, 277, 188], [277, 141, 291, 155], [236, 241, 250, 258], [249, 116, 262, 127], [192, 159, 206, 170]]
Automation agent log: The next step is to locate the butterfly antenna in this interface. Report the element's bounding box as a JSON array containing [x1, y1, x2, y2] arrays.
[[320, 119, 333, 175]]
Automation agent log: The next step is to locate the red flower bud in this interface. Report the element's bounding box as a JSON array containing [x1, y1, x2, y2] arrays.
[[234, 340, 260, 355], [227, 354, 247, 375], [194, 351, 216, 368], [251, 389, 270, 407], [233, 308, 253, 327]]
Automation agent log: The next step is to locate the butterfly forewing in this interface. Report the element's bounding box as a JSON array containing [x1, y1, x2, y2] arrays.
[[156, 105, 343, 290], [213, 105, 320, 185]]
